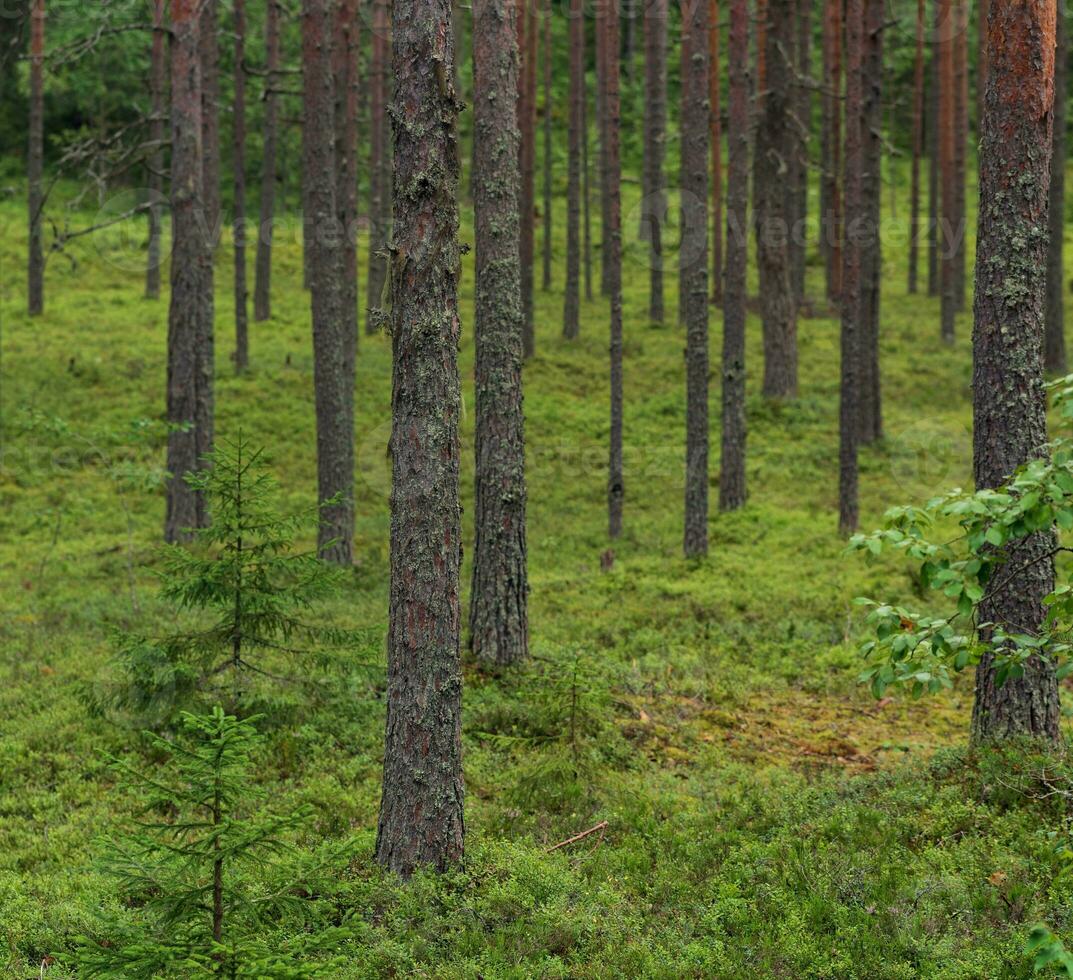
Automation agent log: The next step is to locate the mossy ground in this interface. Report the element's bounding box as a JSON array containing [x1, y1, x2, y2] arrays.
[[1, 166, 1073, 977]]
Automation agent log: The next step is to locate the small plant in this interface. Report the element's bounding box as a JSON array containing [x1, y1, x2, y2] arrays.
[[96, 436, 361, 723], [72, 708, 353, 978], [1029, 925, 1073, 976]]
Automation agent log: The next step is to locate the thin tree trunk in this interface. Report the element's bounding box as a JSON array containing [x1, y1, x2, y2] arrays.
[[908, 0, 924, 294], [1046, 7, 1067, 375], [829, 0, 842, 302], [755, 0, 798, 399], [642, 0, 667, 324], [604, 0, 624, 537], [200, 0, 220, 258], [146, 0, 166, 301], [366, 0, 391, 333], [857, 0, 882, 443], [971, 0, 1060, 745], [927, 6, 939, 297], [471, 0, 528, 665], [542, 0, 553, 291], [682, 0, 710, 556], [720, 0, 748, 512], [165, 0, 214, 542], [302, 0, 354, 566], [375, 0, 466, 875], [789, 0, 811, 304], [583, 29, 594, 303], [597, 0, 611, 296], [519, 0, 537, 357], [253, 0, 280, 322], [938, 0, 956, 341], [233, 0, 249, 373], [952, 0, 968, 312], [838, 0, 862, 535], [334, 0, 360, 368], [564, 0, 584, 337], [27, 0, 44, 317], [710, 0, 722, 304]]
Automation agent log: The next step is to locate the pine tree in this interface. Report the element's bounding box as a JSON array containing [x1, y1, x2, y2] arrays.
[[1046, 8, 1068, 375], [73, 708, 352, 977], [233, 0, 250, 373], [254, 0, 281, 323], [146, 0, 166, 302], [27, 0, 44, 316]]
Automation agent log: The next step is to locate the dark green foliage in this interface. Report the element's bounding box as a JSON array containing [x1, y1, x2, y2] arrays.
[[97, 437, 360, 724], [71, 708, 353, 978]]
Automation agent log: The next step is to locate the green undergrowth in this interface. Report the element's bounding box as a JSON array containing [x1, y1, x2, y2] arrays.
[[1, 164, 1073, 976]]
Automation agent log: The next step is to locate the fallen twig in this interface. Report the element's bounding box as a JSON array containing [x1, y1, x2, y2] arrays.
[[546, 820, 608, 853]]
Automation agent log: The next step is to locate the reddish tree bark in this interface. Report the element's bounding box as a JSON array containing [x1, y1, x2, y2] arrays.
[[838, 0, 862, 534], [302, 0, 354, 565], [971, 0, 1059, 745], [253, 0, 280, 322], [200, 0, 220, 255], [682, 0, 710, 556], [233, 0, 249, 372], [720, 0, 748, 512], [471, 0, 528, 665], [375, 0, 466, 876], [146, 0, 166, 301], [165, 0, 214, 542], [27, 0, 44, 317]]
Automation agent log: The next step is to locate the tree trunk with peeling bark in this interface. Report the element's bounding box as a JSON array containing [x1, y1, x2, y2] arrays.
[[375, 0, 466, 876], [971, 0, 1060, 746], [165, 0, 215, 542], [471, 0, 528, 666]]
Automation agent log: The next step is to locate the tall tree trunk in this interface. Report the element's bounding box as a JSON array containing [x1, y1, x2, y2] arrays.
[[519, 0, 537, 357], [375, 0, 466, 875], [302, 0, 354, 565], [1046, 8, 1067, 375], [755, 0, 798, 399], [253, 0, 280, 322], [822, 0, 842, 302], [334, 0, 360, 368], [233, 0, 249, 373], [146, 0, 166, 301], [971, 0, 1060, 745], [927, 8, 939, 297], [857, 0, 882, 443], [597, 0, 611, 296], [642, 0, 667, 324], [542, 0, 553, 291], [366, 0, 391, 333], [938, 0, 956, 341], [682, 0, 710, 556], [200, 0, 220, 258], [583, 28, 594, 303], [471, 0, 528, 665], [604, 0, 624, 537], [908, 0, 924, 294], [165, 0, 214, 542], [789, 0, 811, 304], [952, 0, 968, 312], [720, 0, 748, 512], [27, 0, 44, 317], [839, 0, 862, 535], [976, 0, 989, 135], [564, 0, 584, 337], [710, 0, 722, 304]]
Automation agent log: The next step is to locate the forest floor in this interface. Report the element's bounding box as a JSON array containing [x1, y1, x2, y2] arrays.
[[2, 177, 1073, 978]]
